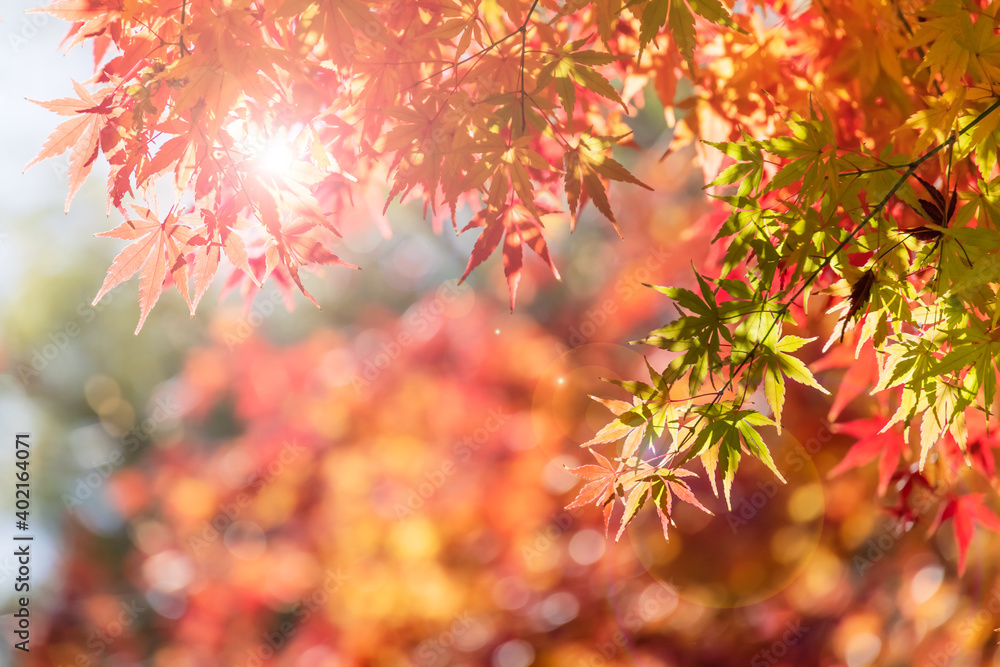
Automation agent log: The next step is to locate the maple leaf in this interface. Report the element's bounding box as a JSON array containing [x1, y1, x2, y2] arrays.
[[535, 40, 627, 129], [30, 0, 121, 52], [219, 253, 300, 316], [566, 450, 622, 535], [883, 470, 934, 527], [591, 0, 623, 48], [616, 481, 649, 541], [901, 174, 957, 242], [381, 98, 460, 214], [459, 134, 553, 216], [31, 0, 108, 21], [267, 220, 358, 307], [93, 206, 197, 334], [584, 359, 676, 461], [137, 130, 201, 192], [928, 494, 1000, 574], [563, 134, 652, 234], [678, 405, 786, 511], [24, 81, 117, 212], [810, 345, 880, 421], [828, 419, 907, 496], [838, 269, 876, 343], [638, 0, 744, 66], [458, 203, 560, 310], [937, 413, 998, 479], [186, 202, 257, 310], [30, 0, 723, 323], [760, 334, 829, 431], [607, 463, 713, 542], [908, 8, 1000, 89], [647, 468, 713, 540], [585, 396, 651, 460]]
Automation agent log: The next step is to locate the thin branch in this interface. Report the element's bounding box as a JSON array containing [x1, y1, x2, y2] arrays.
[[665, 97, 1000, 460], [836, 162, 913, 177], [518, 0, 541, 135], [410, 1, 540, 90]]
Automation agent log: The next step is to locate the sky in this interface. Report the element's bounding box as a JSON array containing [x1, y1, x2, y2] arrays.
[[1, 0, 106, 310]]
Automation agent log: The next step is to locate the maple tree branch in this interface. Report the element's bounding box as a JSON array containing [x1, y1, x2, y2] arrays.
[[523, 90, 571, 148], [130, 14, 172, 47], [179, 0, 188, 55], [199, 128, 268, 234], [836, 162, 912, 177], [660, 96, 1000, 467], [518, 0, 541, 135], [410, 2, 541, 90], [479, 13, 498, 45], [408, 36, 517, 89]]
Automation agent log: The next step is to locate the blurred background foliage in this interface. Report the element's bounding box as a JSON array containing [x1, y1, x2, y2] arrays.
[[2, 3, 1000, 666]]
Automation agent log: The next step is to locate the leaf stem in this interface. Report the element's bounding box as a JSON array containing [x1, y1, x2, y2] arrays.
[[518, 0, 541, 135], [666, 97, 1000, 459]]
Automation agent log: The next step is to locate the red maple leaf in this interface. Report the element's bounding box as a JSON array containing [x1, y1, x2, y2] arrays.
[[268, 219, 358, 307], [811, 344, 880, 421], [186, 203, 257, 310], [929, 494, 1000, 574], [458, 202, 560, 311], [828, 419, 907, 496], [937, 412, 999, 480]]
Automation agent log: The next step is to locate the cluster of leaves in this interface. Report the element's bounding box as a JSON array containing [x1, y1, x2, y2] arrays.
[[571, 0, 1000, 574], [26, 0, 751, 328], [30, 0, 1000, 578]]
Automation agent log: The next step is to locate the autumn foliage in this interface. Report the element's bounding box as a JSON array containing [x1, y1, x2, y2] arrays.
[[26, 0, 685, 327], [25, 0, 1000, 649]]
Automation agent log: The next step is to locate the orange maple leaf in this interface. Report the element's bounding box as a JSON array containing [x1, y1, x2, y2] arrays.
[[93, 206, 197, 334]]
